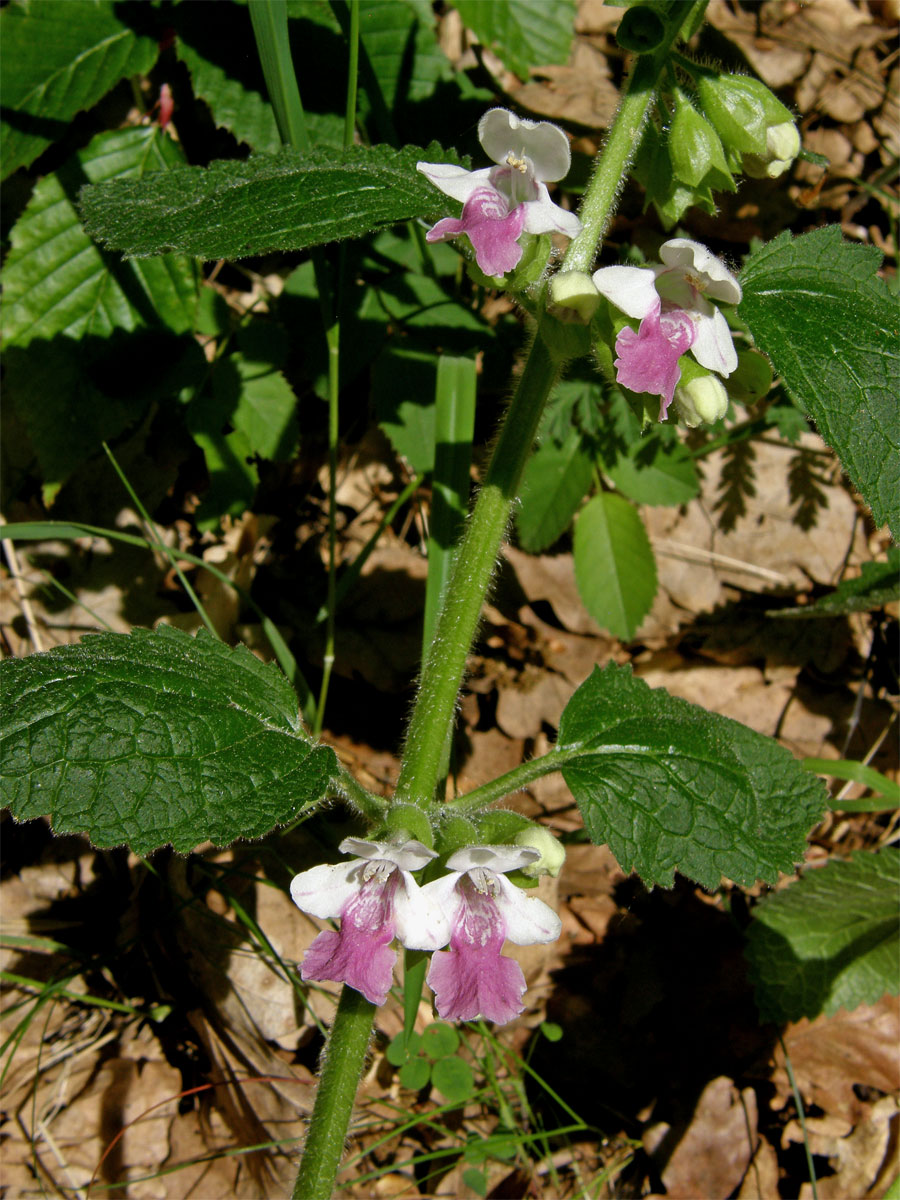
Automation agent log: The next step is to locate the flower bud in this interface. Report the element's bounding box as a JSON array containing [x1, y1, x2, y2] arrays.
[[549, 271, 601, 322], [674, 362, 729, 427], [742, 121, 801, 179], [513, 827, 566, 878], [696, 73, 793, 158]]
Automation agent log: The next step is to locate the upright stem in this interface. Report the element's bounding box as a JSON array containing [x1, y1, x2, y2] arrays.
[[562, 0, 708, 274], [291, 987, 376, 1200], [394, 337, 560, 807], [286, 8, 708, 1199]]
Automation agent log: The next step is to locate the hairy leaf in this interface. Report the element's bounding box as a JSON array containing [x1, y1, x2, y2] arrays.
[[454, 0, 576, 79], [78, 142, 463, 260], [745, 849, 900, 1022], [1, 0, 159, 179], [573, 494, 657, 640], [0, 627, 336, 854], [740, 227, 900, 538], [558, 664, 826, 889]]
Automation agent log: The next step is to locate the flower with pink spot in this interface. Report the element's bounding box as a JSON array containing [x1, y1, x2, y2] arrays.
[[421, 845, 562, 1025], [592, 238, 742, 420], [418, 108, 582, 278], [290, 838, 447, 1007]]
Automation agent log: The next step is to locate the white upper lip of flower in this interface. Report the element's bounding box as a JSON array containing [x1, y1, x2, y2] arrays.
[[592, 237, 741, 378], [416, 108, 582, 240]]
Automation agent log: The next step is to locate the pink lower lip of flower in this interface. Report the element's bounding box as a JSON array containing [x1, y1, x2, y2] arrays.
[[426, 186, 526, 277], [425, 875, 528, 1024], [300, 870, 401, 1007], [614, 306, 696, 420]]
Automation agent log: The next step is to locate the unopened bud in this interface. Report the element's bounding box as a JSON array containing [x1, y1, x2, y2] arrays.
[[549, 271, 601, 322], [513, 827, 566, 878], [742, 121, 801, 179], [674, 370, 729, 428]]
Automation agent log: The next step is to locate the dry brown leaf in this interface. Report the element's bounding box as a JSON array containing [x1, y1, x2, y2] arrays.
[[737, 1133, 781, 1200], [495, 665, 573, 739], [706, 0, 810, 89], [644, 1076, 759, 1200], [800, 1094, 900, 1200], [772, 995, 900, 1125], [511, 40, 620, 128]]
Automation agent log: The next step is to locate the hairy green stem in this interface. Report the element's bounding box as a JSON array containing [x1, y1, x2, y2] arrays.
[[291, 987, 376, 1200], [285, 8, 709, 1198], [562, 0, 708, 274], [447, 745, 583, 813], [394, 336, 560, 807]]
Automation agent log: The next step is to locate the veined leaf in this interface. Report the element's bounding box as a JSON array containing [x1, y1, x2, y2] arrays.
[[454, 0, 576, 79], [558, 663, 826, 890], [1, 0, 159, 179], [517, 430, 594, 552], [78, 142, 465, 260], [740, 227, 900, 538], [745, 849, 900, 1021], [573, 493, 657, 640], [0, 626, 337, 854], [2, 126, 199, 348]]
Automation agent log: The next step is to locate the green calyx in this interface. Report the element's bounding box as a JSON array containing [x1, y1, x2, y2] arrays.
[[668, 95, 734, 192], [382, 802, 434, 848], [695, 72, 794, 158], [435, 813, 479, 857]]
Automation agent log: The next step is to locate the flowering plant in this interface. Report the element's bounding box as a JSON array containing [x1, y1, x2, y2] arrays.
[[2, 3, 895, 1199]]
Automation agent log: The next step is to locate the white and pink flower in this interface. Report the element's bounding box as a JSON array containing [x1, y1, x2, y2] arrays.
[[592, 238, 742, 420], [420, 845, 562, 1025], [290, 838, 446, 1007], [418, 108, 582, 278]]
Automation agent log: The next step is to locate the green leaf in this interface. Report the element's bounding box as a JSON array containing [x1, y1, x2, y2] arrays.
[[421, 1021, 460, 1059], [0, 0, 159, 179], [739, 227, 900, 538], [745, 849, 900, 1022], [3, 331, 203, 496], [604, 435, 700, 507], [386, 1030, 421, 1065], [174, 4, 343, 154], [573, 493, 657, 640], [516, 430, 594, 552], [78, 142, 463, 261], [212, 323, 299, 462], [374, 347, 437, 473], [557, 663, 827, 889], [0, 627, 336, 855], [358, 0, 452, 111], [772, 547, 900, 618], [453, 0, 576, 79], [430, 1055, 475, 1104], [399, 1057, 432, 1090], [2, 127, 199, 348]]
